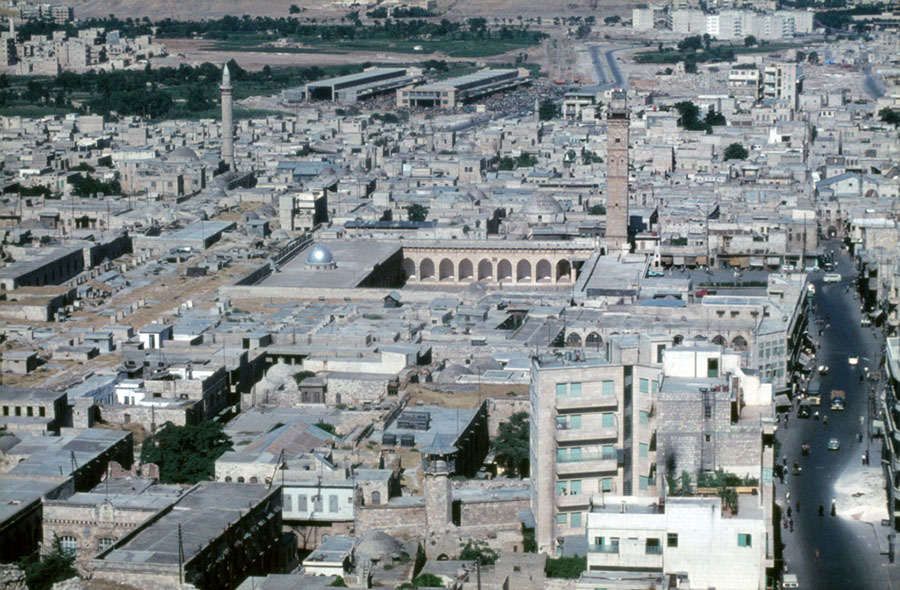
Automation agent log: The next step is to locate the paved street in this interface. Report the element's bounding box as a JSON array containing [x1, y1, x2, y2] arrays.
[[778, 242, 900, 589]]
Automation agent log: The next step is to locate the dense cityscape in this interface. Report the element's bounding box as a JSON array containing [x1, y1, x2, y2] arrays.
[[0, 1, 899, 589]]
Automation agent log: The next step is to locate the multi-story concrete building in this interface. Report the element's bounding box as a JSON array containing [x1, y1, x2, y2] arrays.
[[763, 63, 804, 109], [530, 333, 668, 555], [883, 337, 900, 530], [728, 64, 763, 101], [582, 495, 768, 590], [632, 8, 656, 30]]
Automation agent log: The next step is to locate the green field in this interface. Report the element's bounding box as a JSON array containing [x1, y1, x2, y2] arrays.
[[208, 35, 540, 58], [0, 105, 77, 117], [635, 42, 801, 64]]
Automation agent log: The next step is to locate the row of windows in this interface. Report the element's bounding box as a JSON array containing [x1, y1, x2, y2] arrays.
[[556, 478, 614, 496], [57, 536, 116, 557], [592, 532, 751, 553], [556, 511, 583, 528], [557, 446, 617, 463], [2, 405, 46, 417], [556, 413, 617, 430], [284, 493, 344, 514], [555, 381, 616, 398]]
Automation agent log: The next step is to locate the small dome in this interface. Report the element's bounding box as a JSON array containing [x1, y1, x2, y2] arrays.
[[354, 531, 402, 562], [306, 244, 336, 269], [169, 146, 200, 161], [523, 194, 564, 215]]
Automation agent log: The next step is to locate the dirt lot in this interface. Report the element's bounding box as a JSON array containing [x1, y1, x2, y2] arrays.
[[405, 382, 528, 409]]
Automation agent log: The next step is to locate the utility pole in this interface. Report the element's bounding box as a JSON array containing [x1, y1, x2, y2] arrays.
[[177, 523, 184, 584]]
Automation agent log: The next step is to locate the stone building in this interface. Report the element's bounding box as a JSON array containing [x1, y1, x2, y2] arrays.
[[605, 90, 630, 252], [0, 387, 68, 435], [41, 477, 187, 564], [91, 482, 291, 590]]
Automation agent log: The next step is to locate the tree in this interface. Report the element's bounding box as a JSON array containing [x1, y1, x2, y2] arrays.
[[19, 535, 78, 590], [807, 51, 819, 63], [879, 108, 900, 127], [140, 421, 233, 484], [492, 411, 529, 477], [683, 55, 697, 74], [290, 4, 301, 14], [603, 15, 621, 25], [328, 576, 348, 587], [704, 108, 726, 126], [588, 204, 606, 215], [702, 33, 712, 50], [413, 573, 444, 588], [795, 50, 807, 63], [677, 35, 702, 52], [406, 204, 429, 222], [544, 556, 587, 579], [744, 35, 758, 46], [458, 540, 499, 565], [575, 23, 591, 39], [538, 100, 559, 121], [674, 101, 703, 130], [723, 143, 749, 161]]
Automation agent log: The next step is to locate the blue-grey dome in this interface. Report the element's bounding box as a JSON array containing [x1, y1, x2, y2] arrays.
[[306, 244, 335, 267]]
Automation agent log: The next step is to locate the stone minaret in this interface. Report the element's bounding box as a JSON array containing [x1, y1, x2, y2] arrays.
[[220, 63, 235, 170], [605, 89, 630, 252], [422, 435, 455, 539]]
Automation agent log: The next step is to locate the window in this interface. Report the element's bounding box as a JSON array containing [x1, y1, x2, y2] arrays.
[[570, 383, 582, 397], [639, 476, 651, 490], [704, 405, 712, 419], [738, 533, 752, 547], [371, 491, 381, 505], [645, 538, 661, 555], [556, 383, 567, 397], [656, 344, 666, 363], [557, 481, 567, 495], [27, 407, 33, 417], [284, 493, 293, 511], [707, 358, 719, 378], [651, 381, 658, 395], [557, 416, 568, 429], [98, 538, 115, 552], [570, 415, 582, 430], [667, 533, 678, 548], [15, 407, 21, 416], [557, 513, 568, 526], [2, 407, 7, 416], [59, 536, 77, 557], [297, 495, 308, 512], [570, 447, 582, 461], [639, 443, 649, 458], [39, 407, 45, 417], [237, 477, 245, 483], [602, 445, 616, 460], [705, 434, 711, 442], [601, 478, 612, 492], [557, 448, 568, 462], [639, 410, 649, 425], [569, 480, 582, 495], [602, 413, 615, 429], [601, 380, 614, 397], [639, 378, 649, 393], [570, 512, 582, 528]]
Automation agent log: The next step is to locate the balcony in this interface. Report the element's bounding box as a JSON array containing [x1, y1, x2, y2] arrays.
[[588, 543, 619, 554], [557, 450, 619, 475], [556, 492, 592, 509], [555, 425, 618, 443], [587, 545, 663, 570], [556, 395, 618, 411]]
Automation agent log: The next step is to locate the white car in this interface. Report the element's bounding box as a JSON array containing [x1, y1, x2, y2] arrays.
[[848, 356, 859, 366]]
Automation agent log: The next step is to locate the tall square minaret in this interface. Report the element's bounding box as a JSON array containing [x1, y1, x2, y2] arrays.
[[605, 90, 630, 252]]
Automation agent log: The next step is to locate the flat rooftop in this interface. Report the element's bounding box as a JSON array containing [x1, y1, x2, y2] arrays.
[[379, 405, 477, 450], [0, 386, 63, 403], [415, 68, 519, 91], [306, 68, 406, 87], [7, 429, 130, 478], [100, 482, 275, 567], [260, 240, 400, 289], [0, 477, 68, 523], [163, 221, 234, 242]]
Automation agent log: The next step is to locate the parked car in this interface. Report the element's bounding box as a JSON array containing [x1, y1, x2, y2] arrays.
[[848, 356, 859, 366], [647, 269, 664, 277], [831, 391, 845, 411], [797, 404, 811, 419], [827, 438, 840, 450]]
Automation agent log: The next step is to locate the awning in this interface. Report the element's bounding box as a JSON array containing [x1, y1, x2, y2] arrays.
[[750, 257, 764, 267], [869, 309, 886, 319], [774, 394, 792, 408], [798, 352, 812, 366], [673, 256, 685, 265], [766, 256, 781, 264]]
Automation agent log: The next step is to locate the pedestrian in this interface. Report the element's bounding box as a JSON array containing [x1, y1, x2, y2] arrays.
[[862, 453, 866, 465], [789, 519, 794, 532], [796, 501, 800, 513], [787, 507, 792, 518], [818, 505, 824, 517], [815, 549, 820, 561], [786, 492, 790, 504]]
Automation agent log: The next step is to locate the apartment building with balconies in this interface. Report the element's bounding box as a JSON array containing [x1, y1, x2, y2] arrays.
[[530, 334, 668, 555]]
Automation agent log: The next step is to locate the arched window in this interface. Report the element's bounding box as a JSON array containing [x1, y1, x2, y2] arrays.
[[98, 538, 115, 552], [371, 491, 382, 505], [237, 477, 245, 483], [225, 476, 232, 482], [249, 477, 259, 484]]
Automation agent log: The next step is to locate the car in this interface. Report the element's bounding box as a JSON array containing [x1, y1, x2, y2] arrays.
[[818, 365, 829, 376], [647, 269, 664, 277], [783, 573, 799, 589], [831, 393, 845, 411], [848, 356, 859, 366], [797, 404, 811, 419], [823, 273, 842, 283], [828, 438, 840, 450]]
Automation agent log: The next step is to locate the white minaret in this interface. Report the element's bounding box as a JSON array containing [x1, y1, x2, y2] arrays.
[[220, 63, 235, 170]]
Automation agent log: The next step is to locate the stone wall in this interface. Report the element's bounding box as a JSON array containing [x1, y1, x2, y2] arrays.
[[487, 397, 530, 437], [99, 403, 192, 430], [355, 501, 426, 537]]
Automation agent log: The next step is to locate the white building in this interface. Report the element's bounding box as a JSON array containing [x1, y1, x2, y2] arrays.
[[633, 8, 655, 31], [583, 495, 768, 590]]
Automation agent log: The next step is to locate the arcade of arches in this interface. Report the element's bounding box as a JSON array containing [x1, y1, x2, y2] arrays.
[[402, 243, 593, 285]]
